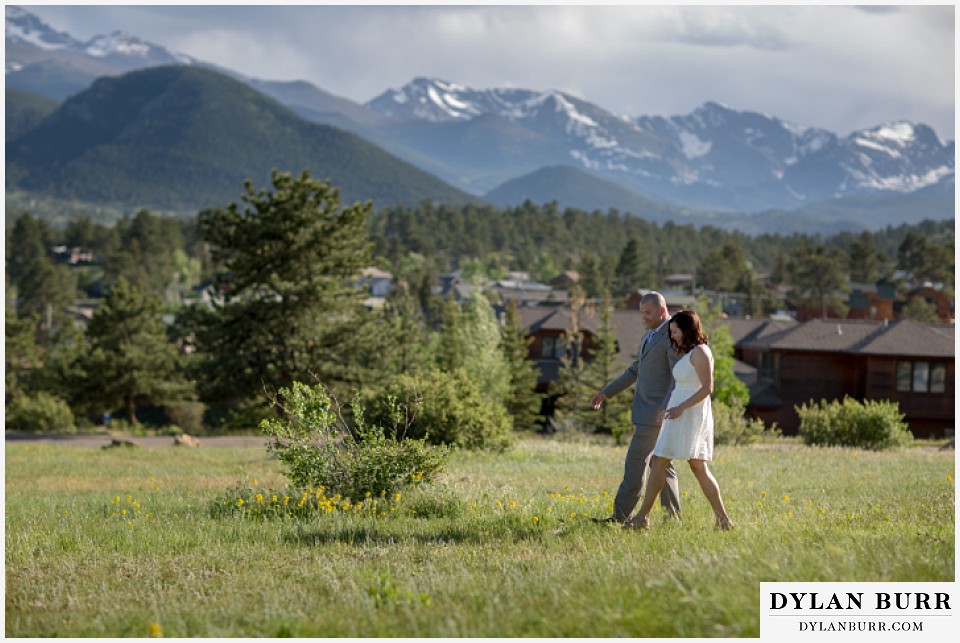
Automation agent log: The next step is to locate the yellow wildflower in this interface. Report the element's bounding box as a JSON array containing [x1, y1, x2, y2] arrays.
[[236, 498, 244, 507], [782, 495, 790, 502], [255, 494, 263, 504], [533, 516, 540, 523], [149, 622, 163, 637], [508, 501, 517, 509]]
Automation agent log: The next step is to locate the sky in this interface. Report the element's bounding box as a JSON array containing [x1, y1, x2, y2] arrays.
[[19, 2, 957, 140]]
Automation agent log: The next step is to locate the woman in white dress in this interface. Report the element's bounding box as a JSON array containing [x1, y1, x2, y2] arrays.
[[627, 310, 733, 530]]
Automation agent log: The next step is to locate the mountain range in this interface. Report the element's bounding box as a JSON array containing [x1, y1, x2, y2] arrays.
[[5, 5, 955, 232]]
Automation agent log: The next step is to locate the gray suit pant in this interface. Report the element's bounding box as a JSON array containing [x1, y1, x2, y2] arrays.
[[613, 423, 681, 521]]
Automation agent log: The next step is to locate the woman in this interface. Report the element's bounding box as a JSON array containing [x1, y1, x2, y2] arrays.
[[627, 310, 733, 530]]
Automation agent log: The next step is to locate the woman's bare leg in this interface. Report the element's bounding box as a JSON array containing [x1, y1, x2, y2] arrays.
[[688, 459, 733, 529], [629, 456, 671, 528]]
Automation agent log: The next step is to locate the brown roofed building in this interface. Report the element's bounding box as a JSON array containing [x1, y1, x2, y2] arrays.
[[735, 318, 954, 438]]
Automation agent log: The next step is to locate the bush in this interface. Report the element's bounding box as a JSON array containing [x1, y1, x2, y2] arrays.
[[259, 381, 449, 502], [796, 396, 913, 450], [164, 400, 206, 434], [365, 367, 514, 451], [5, 391, 76, 433], [713, 399, 778, 446]]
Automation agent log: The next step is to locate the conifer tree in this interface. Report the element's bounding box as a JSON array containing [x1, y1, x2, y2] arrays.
[[500, 299, 543, 432], [185, 170, 375, 406], [571, 292, 632, 439], [81, 277, 192, 423]]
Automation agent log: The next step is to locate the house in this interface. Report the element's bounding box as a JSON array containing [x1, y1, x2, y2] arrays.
[[516, 303, 954, 438], [516, 305, 646, 393], [493, 279, 565, 307], [663, 273, 695, 292], [904, 285, 954, 322], [846, 282, 896, 321], [732, 317, 954, 438], [550, 271, 580, 291], [359, 267, 395, 298]]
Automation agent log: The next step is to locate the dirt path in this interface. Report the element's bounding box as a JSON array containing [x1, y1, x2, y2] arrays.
[[5, 433, 270, 449]]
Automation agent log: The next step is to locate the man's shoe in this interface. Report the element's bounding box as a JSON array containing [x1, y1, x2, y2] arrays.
[[591, 516, 623, 524]]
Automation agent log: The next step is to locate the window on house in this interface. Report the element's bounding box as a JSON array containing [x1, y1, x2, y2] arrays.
[[759, 351, 775, 379], [541, 336, 566, 360], [896, 360, 947, 393], [896, 361, 912, 392], [930, 364, 947, 393], [912, 362, 930, 392]]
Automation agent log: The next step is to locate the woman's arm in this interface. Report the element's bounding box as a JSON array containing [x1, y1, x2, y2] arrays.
[[663, 345, 714, 419]]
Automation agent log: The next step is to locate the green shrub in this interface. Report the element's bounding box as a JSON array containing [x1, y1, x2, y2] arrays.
[[365, 367, 514, 451], [259, 381, 448, 502], [713, 399, 778, 446], [796, 396, 913, 450], [5, 391, 76, 433], [164, 400, 206, 434]]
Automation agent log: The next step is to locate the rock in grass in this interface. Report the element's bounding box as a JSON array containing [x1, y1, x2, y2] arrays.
[[174, 433, 201, 448]]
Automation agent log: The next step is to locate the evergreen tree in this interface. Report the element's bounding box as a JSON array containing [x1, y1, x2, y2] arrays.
[[15, 255, 77, 333], [789, 243, 849, 318], [577, 252, 604, 299], [437, 294, 464, 372], [500, 300, 544, 432], [549, 284, 587, 430], [81, 277, 191, 423], [900, 297, 940, 323], [571, 292, 632, 439], [6, 212, 52, 285], [186, 170, 374, 406], [848, 231, 881, 284], [613, 238, 649, 297], [378, 281, 435, 377]]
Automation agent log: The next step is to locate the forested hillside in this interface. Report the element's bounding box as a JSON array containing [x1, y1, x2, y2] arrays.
[[6, 65, 479, 212]]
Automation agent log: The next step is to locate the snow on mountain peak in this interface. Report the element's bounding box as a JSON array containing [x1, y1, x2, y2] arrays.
[[6, 4, 79, 51], [85, 31, 152, 58]]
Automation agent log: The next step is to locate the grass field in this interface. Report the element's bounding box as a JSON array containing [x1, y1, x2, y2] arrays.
[[4, 436, 955, 637]]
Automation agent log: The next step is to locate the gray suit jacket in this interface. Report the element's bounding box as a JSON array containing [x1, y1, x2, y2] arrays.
[[601, 320, 680, 426]]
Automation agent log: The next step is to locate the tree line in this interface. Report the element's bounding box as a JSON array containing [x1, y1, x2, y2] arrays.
[[5, 172, 954, 436]]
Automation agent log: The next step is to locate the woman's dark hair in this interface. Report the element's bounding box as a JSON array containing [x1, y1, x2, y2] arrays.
[[669, 310, 709, 354]]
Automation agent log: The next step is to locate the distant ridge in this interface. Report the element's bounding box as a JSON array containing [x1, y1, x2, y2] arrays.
[[6, 65, 479, 212]]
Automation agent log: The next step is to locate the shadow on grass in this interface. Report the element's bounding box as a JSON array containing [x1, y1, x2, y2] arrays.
[[284, 516, 580, 547]]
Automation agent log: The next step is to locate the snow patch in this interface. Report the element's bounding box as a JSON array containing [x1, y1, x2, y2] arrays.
[[678, 130, 712, 159], [871, 122, 915, 146], [853, 137, 902, 158], [85, 32, 152, 58]]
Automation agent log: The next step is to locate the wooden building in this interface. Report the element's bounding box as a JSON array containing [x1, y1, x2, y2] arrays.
[[731, 318, 954, 438]]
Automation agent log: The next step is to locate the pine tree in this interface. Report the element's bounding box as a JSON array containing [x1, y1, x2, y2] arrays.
[[82, 277, 192, 423], [378, 281, 434, 377], [613, 238, 649, 297], [500, 300, 544, 432], [571, 292, 632, 439], [848, 231, 881, 284], [186, 170, 375, 406]]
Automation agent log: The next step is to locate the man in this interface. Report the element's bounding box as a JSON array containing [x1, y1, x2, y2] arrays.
[[591, 291, 681, 523]]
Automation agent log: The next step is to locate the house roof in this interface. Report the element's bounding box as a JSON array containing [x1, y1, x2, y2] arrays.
[[518, 305, 650, 370], [725, 318, 798, 346], [854, 319, 955, 358], [737, 317, 955, 358]]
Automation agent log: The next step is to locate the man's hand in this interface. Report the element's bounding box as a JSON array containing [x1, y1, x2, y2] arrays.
[[591, 392, 607, 410]]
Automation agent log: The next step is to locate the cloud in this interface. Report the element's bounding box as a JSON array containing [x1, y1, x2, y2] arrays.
[[22, 4, 955, 139]]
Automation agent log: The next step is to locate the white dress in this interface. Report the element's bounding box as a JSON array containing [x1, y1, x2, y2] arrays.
[[653, 344, 714, 461]]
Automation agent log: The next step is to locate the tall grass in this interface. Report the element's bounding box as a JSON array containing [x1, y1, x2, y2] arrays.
[[5, 437, 954, 637]]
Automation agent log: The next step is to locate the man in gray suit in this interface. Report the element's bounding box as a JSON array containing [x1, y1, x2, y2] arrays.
[[591, 291, 681, 523]]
